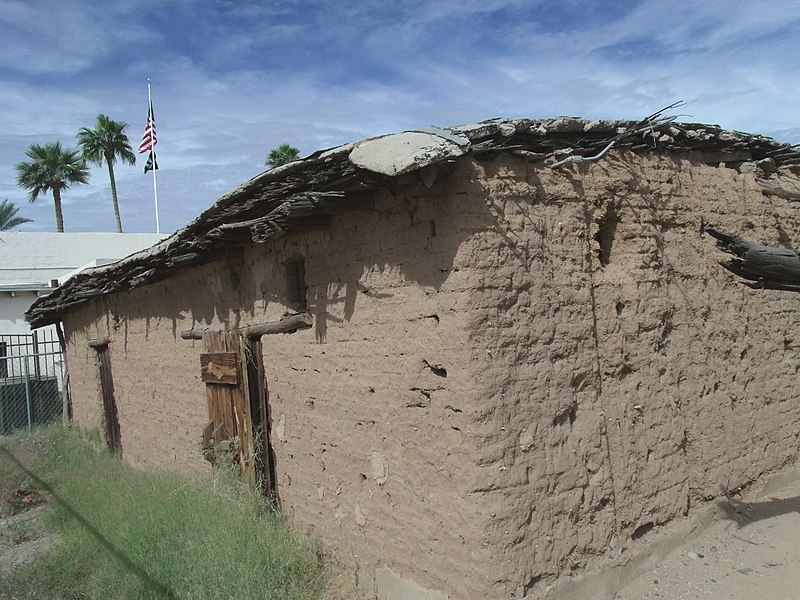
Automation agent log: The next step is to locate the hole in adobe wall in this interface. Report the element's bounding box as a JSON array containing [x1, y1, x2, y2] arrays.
[[618, 364, 632, 379], [553, 402, 577, 427], [423, 360, 448, 377], [595, 203, 619, 266], [522, 575, 543, 595], [285, 257, 308, 311], [631, 522, 654, 540]]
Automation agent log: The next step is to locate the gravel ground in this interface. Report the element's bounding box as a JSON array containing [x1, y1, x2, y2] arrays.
[[616, 478, 800, 600]]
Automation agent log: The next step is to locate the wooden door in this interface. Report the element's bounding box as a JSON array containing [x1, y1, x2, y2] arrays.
[[200, 331, 273, 494], [244, 336, 274, 497], [95, 344, 121, 456]]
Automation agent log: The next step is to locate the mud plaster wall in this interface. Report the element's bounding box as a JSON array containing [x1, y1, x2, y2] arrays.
[[463, 152, 800, 598], [61, 151, 800, 599], [62, 254, 259, 471], [257, 165, 501, 597]]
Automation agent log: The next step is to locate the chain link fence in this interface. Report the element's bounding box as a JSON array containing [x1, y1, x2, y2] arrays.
[[0, 330, 65, 434]]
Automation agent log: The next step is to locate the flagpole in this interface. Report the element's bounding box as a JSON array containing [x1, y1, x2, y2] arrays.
[[147, 79, 161, 234]]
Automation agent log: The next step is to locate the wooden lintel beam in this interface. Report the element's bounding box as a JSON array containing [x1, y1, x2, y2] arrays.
[[180, 312, 313, 341], [245, 313, 313, 338]]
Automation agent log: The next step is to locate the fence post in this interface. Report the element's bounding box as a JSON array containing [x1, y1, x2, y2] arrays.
[[32, 330, 41, 380], [22, 358, 33, 431]]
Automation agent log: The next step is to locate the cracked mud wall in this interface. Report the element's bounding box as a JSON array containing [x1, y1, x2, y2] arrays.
[[61, 255, 256, 472], [60, 149, 800, 600], [259, 164, 499, 597], [465, 152, 800, 598]]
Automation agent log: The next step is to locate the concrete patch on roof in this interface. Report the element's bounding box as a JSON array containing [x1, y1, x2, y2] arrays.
[[319, 142, 357, 160], [449, 119, 518, 139], [348, 131, 468, 177]]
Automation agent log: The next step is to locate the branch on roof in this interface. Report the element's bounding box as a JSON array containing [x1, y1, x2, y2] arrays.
[[209, 191, 345, 243], [550, 101, 687, 168]]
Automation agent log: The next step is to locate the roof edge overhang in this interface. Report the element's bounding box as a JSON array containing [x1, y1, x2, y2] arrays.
[[25, 116, 800, 329]]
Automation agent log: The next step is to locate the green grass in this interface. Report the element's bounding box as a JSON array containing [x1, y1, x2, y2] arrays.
[[0, 426, 328, 599]]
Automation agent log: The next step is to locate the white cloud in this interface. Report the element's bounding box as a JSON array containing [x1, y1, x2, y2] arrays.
[[1, 0, 799, 235]]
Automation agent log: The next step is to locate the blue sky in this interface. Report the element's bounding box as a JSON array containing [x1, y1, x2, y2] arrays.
[[1, 0, 799, 234]]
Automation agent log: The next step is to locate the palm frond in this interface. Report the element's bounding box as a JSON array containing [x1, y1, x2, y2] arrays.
[[0, 199, 33, 231]]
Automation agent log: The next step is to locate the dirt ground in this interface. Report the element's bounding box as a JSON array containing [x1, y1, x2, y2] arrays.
[[615, 476, 800, 600], [0, 498, 57, 577]]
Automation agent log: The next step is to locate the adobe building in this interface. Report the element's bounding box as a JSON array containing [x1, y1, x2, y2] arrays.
[[26, 117, 800, 599]]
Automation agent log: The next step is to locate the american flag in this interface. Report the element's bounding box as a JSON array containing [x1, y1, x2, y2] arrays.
[[138, 102, 157, 153]]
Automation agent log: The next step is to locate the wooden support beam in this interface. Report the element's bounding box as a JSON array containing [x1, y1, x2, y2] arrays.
[[180, 312, 313, 341], [756, 178, 800, 202], [245, 312, 313, 338], [88, 338, 110, 349]]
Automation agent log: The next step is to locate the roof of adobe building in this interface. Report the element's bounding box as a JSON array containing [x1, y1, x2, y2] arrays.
[[25, 115, 800, 328]]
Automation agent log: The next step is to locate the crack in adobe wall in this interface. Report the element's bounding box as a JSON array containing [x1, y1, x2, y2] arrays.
[[571, 172, 621, 538]]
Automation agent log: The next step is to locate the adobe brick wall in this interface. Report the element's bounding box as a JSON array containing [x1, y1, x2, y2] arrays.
[[461, 152, 800, 597]]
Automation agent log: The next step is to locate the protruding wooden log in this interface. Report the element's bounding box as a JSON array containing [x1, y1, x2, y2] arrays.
[[756, 178, 800, 202], [245, 313, 312, 338], [180, 312, 313, 340], [706, 226, 800, 290]]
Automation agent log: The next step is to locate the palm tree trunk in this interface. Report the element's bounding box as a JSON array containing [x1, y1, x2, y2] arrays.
[[52, 186, 65, 233], [106, 158, 123, 233]]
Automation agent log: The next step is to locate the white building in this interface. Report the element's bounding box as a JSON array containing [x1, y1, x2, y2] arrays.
[[0, 232, 166, 334], [0, 232, 165, 430]]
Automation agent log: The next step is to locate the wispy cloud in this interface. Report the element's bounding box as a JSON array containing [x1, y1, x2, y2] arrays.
[[1, 0, 799, 234]]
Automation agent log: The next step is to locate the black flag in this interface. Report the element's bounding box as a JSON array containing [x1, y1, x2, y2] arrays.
[[144, 151, 159, 173]]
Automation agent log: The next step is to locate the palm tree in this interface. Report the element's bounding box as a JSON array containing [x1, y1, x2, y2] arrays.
[[266, 144, 300, 169], [0, 200, 32, 231], [77, 114, 136, 232], [15, 141, 90, 233]]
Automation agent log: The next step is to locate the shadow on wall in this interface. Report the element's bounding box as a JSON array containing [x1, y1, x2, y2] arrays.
[[302, 161, 495, 342], [68, 159, 496, 344], [69, 250, 251, 348]]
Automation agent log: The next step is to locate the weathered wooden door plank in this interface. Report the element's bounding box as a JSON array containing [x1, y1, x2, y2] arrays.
[[200, 352, 239, 384], [245, 337, 274, 496], [200, 331, 256, 488], [95, 345, 121, 456]]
